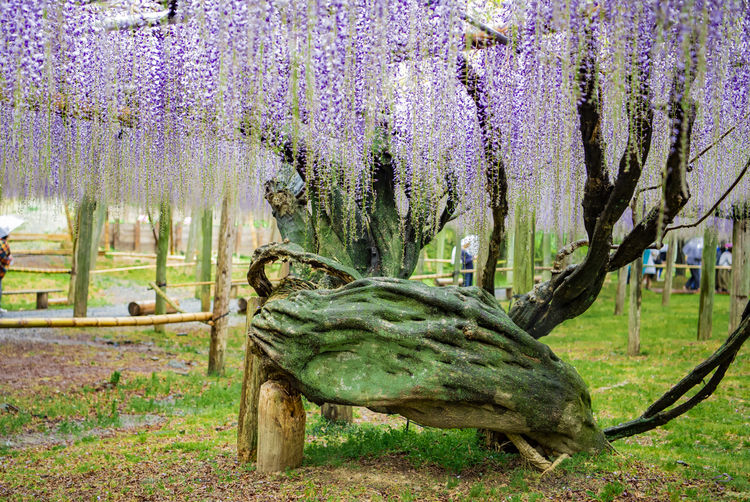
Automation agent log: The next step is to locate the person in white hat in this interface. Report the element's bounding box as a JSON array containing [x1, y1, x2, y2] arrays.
[[0, 232, 12, 313]]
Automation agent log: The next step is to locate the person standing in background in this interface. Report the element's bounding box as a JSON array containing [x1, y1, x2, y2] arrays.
[[0, 233, 12, 313], [717, 244, 732, 293]]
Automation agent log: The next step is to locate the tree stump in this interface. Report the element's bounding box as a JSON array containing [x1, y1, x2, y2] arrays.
[[321, 403, 353, 423], [256, 379, 305, 473]]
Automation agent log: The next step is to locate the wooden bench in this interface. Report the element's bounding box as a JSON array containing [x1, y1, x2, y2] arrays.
[[3, 289, 65, 309]]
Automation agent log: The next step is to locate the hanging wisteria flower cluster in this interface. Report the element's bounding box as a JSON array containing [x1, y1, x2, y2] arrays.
[[0, 0, 748, 232]]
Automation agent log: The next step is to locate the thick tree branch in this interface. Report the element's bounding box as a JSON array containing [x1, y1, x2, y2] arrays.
[[456, 53, 509, 294], [608, 45, 698, 270]]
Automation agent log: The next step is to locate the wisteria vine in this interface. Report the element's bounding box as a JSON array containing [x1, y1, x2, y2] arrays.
[[0, 0, 748, 234]]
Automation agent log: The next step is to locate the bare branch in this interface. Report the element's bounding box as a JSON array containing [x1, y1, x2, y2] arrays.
[[605, 307, 750, 441], [666, 156, 750, 232]]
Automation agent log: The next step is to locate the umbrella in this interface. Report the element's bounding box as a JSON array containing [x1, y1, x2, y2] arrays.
[[0, 215, 24, 238], [683, 237, 703, 262], [461, 235, 479, 257]]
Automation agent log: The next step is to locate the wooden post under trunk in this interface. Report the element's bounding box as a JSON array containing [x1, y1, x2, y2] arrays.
[[662, 235, 677, 307], [237, 297, 265, 463], [256, 379, 305, 473], [697, 226, 718, 341], [154, 202, 171, 334], [208, 194, 236, 375], [73, 196, 96, 318]]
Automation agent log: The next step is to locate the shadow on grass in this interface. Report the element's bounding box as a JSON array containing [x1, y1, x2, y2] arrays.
[[304, 416, 511, 473]]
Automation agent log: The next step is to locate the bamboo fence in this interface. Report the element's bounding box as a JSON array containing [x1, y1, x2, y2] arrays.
[[0, 312, 213, 328]]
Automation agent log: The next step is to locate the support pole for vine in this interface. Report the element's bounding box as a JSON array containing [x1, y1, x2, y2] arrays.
[[730, 216, 749, 333], [614, 266, 627, 316], [154, 202, 171, 334], [208, 194, 236, 375], [199, 209, 213, 312], [698, 226, 718, 341], [662, 235, 677, 307], [73, 196, 96, 318]]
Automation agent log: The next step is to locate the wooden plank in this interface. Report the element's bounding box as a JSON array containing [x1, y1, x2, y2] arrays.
[[4, 289, 65, 295], [9, 233, 70, 242], [9, 267, 70, 274]]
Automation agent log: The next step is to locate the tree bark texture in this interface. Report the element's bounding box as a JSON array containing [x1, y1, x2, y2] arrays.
[[698, 227, 718, 341], [614, 266, 627, 316], [199, 209, 213, 312], [662, 235, 677, 307], [256, 379, 305, 473], [250, 270, 607, 457], [73, 196, 96, 318], [238, 297, 266, 463], [208, 194, 236, 375], [730, 218, 749, 333], [154, 202, 171, 334]]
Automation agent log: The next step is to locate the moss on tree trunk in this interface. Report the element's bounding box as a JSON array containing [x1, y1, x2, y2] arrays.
[[250, 274, 607, 456]]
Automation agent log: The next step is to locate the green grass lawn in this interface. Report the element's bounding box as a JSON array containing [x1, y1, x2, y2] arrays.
[[0, 273, 746, 500]]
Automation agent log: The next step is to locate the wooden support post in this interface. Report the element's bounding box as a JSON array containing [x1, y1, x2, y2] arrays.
[[628, 255, 642, 356], [321, 403, 353, 422], [36, 292, 49, 310], [73, 196, 96, 318], [89, 203, 107, 271], [730, 216, 749, 333], [415, 250, 425, 277], [199, 208, 213, 311], [697, 226, 718, 341], [541, 233, 552, 282], [614, 266, 627, 316], [185, 210, 200, 262], [112, 220, 120, 250], [208, 194, 236, 375], [154, 202, 171, 334], [512, 206, 534, 297], [662, 235, 677, 307], [452, 226, 462, 286], [133, 221, 141, 252], [256, 379, 305, 473], [436, 231, 446, 275], [67, 206, 79, 305], [103, 212, 110, 252], [238, 297, 265, 463]]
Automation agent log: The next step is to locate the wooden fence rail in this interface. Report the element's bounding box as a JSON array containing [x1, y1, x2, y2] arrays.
[[0, 312, 213, 328]]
